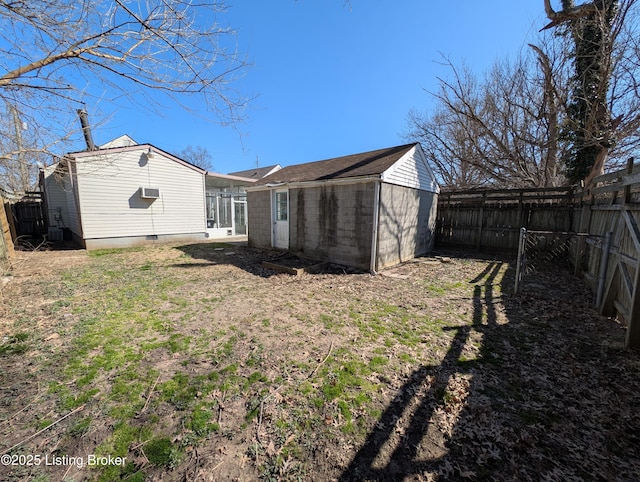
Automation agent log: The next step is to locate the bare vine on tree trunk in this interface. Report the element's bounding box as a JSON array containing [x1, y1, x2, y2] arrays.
[[543, 0, 633, 187]]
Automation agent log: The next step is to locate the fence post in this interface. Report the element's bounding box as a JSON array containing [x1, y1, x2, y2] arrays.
[[596, 231, 612, 310], [1, 199, 15, 261], [624, 157, 635, 204], [514, 227, 527, 294]]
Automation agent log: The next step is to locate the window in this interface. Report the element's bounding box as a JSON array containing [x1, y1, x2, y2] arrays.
[[206, 194, 217, 228], [275, 191, 288, 221]]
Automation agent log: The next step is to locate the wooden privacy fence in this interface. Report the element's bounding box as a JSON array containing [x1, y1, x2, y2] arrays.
[[578, 161, 640, 349], [436, 163, 640, 349], [8, 191, 47, 238], [436, 187, 576, 252]]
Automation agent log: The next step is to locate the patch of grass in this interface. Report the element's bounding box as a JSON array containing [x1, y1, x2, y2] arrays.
[[0, 332, 30, 356], [247, 371, 267, 386], [88, 247, 144, 257], [70, 417, 92, 436], [319, 350, 376, 404], [350, 301, 444, 348], [168, 296, 188, 308], [167, 333, 192, 354], [47, 299, 71, 314], [369, 355, 388, 372], [4, 242, 543, 481], [457, 354, 478, 366], [63, 388, 100, 411], [96, 421, 149, 465], [212, 336, 237, 366], [320, 313, 343, 331], [11, 247, 283, 480], [186, 404, 220, 436], [36, 418, 54, 430], [201, 296, 223, 304], [246, 340, 265, 367], [145, 437, 179, 468], [159, 372, 194, 410]]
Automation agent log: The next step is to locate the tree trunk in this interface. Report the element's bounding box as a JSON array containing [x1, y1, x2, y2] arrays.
[[543, 0, 618, 188]]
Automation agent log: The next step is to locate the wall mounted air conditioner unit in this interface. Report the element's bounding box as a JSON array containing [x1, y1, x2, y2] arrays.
[[140, 187, 160, 199]]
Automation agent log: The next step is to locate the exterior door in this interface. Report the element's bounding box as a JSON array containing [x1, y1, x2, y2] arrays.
[[233, 199, 247, 235], [272, 189, 289, 249]]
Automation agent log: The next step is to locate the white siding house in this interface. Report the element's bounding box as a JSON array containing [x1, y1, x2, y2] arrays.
[[44, 142, 210, 249]]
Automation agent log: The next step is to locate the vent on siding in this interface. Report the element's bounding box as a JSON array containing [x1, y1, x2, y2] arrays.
[[140, 187, 160, 199]]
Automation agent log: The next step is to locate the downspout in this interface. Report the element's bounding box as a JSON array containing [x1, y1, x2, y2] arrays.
[[370, 180, 381, 275]]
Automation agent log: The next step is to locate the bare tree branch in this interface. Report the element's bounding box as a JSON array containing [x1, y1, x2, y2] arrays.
[[0, 0, 249, 192]]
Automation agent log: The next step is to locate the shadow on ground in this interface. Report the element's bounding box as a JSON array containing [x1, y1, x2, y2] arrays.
[[11, 235, 81, 252], [340, 255, 640, 481], [175, 242, 363, 278]]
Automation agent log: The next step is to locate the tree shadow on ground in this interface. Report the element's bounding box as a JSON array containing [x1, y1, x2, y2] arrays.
[[174, 242, 363, 278], [340, 254, 640, 481]]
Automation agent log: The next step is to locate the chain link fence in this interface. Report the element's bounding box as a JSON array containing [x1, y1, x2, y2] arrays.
[[514, 228, 611, 305]]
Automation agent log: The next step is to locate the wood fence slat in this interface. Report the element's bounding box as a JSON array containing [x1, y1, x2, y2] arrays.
[[620, 262, 634, 299], [591, 160, 640, 185]]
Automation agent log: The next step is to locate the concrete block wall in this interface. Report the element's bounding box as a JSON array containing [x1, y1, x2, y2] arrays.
[[247, 190, 272, 247], [289, 182, 375, 270], [376, 183, 437, 270]]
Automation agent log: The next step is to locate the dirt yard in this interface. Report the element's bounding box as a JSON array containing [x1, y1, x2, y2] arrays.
[[0, 242, 639, 481]]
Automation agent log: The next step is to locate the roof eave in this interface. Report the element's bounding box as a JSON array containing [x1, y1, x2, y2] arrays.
[[67, 144, 206, 174], [246, 174, 382, 191], [206, 172, 257, 183]]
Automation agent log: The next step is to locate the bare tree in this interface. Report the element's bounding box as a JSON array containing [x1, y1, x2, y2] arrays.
[[407, 106, 489, 189], [407, 2, 640, 189], [543, 0, 640, 186], [0, 103, 51, 193], [406, 47, 568, 189], [0, 0, 248, 191], [178, 145, 214, 171]]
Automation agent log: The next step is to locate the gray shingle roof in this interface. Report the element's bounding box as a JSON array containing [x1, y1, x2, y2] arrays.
[[256, 144, 416, 185]]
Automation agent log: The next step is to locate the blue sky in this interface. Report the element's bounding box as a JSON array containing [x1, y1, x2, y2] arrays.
[[90, 1, 548, 174]]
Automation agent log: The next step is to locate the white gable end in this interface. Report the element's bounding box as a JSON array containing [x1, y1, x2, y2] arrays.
[[265, 164, 282, 177], [381, 144, 439, 193], [99, 135, 137, 149]]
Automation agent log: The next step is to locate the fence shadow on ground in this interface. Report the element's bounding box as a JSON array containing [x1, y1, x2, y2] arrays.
[[339, 255, 640, 481], [339, 261, 503, 480]]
